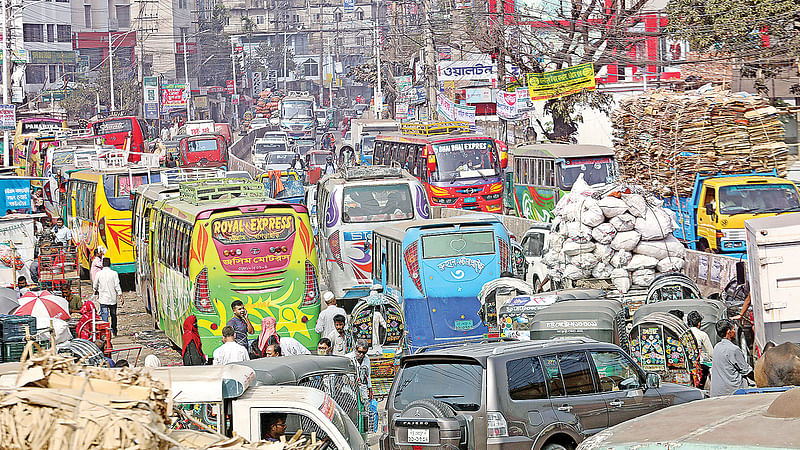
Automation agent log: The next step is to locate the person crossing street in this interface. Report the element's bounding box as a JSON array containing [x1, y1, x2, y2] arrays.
[[93, 258, 122, 337]]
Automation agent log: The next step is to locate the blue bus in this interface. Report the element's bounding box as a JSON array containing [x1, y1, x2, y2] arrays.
[[371, 216, 512, 351]]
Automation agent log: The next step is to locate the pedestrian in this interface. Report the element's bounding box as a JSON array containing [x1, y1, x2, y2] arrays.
[[323, 156, 336, 175], [93, 257, 122, 337], [144, 355, 162, 368], [16, 276, 29, 298], [52, 218, 73, 247], [265, 344, 282, 357], [226, 299, 254, 349], [253, 316, 310, 357], [315, 291, 346, 340], [212, 326, 250, 365], [160, 126, 169, 141], [317, 337, 332, 355], [688, 310, 713, 387], [182, 315, 207, 366], [28, 252, 39, 285], [710, 319, 753, 397], [329, 314, 353, 356], [348, 340, 373, 401], [90, 247, 105, 285]]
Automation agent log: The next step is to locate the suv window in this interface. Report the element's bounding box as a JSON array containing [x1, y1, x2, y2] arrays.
[[590, 351, 643, 392], [507, 357, 547, 400], [542, 352, 596, 397], [394, 361, 482, 411]]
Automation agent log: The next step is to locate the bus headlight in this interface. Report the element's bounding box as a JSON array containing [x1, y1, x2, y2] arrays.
[[433, 197, 457, 204]]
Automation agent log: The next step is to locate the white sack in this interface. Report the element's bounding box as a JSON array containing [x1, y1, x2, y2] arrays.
[[622, 193, 647, 217], [563, 264, 586, 280], [610, 250, 633, 268], [610, 213, 636, 232], [635, 208, 675, 241], [631, 268, 656, 287], [563, 241, 596, 256], [610, 268, 632, 293], [598, 196, 628, 218], [593, 244, 613, 262], [634, 235, 686, 260], [547, 233, 566, 254], [592, 262, 613, 279], [565, 221, 593, 243], [627, 254, 659, 271], [578, 198, 605, 227], [591, 223, 618, 245], [571, 252, 598, 270], [657, 257, 685, 273], [610, 230, 641, 251], [571, 173, 591, 195]]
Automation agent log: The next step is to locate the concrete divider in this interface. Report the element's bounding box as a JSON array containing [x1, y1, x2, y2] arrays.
[[229, 127, 268, 160]]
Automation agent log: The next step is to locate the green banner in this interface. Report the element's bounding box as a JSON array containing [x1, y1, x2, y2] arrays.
[[527, 62, 596, 101], [28, 50, 77, 65]]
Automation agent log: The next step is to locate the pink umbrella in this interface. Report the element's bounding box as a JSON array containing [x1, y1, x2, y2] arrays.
[[13, 290, 70, 328]]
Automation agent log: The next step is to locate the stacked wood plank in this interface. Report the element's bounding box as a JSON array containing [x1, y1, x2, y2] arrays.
[[611, 89, 789, 197]]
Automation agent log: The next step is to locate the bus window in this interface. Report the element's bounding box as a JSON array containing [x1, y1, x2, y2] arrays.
[[421, 231, 495, 259], [342, 185, 413, 223]]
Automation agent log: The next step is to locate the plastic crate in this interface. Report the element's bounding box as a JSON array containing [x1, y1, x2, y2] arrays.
[[0, 315, 37, 342], [2, 340, 50, 363]]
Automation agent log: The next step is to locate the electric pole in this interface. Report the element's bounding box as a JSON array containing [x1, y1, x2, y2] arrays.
[[422, 0, 436, 120], [183, 29, 192, 120], [230, 39, 239, 129], [109, 30, 116, 111], [497, 0, 506, 142], [1, 0, 8, 166]]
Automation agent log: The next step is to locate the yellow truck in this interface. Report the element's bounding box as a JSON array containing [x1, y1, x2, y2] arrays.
[[664, 172, 800, 256]]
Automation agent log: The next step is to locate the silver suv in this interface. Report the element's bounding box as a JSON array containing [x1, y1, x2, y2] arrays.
[[382, 338, 704, 449]]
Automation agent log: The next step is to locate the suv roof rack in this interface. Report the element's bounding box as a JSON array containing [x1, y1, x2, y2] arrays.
[[416, 337, 517, 353], [401, 121, 469, 136], [179, 178, 264, 205], [340, 165, 405, 181]]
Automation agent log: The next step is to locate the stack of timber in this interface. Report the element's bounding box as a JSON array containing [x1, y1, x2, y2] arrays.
[[611, 89, 788, 197]]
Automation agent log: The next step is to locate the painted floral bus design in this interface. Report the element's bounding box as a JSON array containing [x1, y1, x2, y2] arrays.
[[316, 166, 430, 307], [510, 143, 616, 222], [141, 179, 320, 353]]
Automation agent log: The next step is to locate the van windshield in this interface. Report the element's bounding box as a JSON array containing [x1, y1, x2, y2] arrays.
[[422, 230, 495, 258], [559, 157, 614, 190], [393, 361, 483, 411], [254, 142, 286, 154], [343, 184, 413, 223], [361, 136, 375, 155]]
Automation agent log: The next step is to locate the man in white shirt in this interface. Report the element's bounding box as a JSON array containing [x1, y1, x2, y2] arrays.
[[315, 291, 346, 340], [93, 258, 122, 336], [213, 326, 250, 365], [52, 218, 73, 247]]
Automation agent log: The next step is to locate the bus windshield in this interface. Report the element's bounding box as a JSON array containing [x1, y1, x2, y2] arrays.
[[93, 118, 133, 135], [719, 184, 800, 215], [343, 184, 413, 223], [559, 157, 614, 190], [187, 138, 219, 153], [421, 230, 495, 258], [21, 119, 61, 134], [254, 142, 286, 154], [282, 101, 313, 119], [267, 152, 295, 165], [433, 139, 498, 181], [103, 173, 161, 210]]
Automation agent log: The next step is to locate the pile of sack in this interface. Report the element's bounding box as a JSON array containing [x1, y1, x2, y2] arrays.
[[543, 176, 686, 293]]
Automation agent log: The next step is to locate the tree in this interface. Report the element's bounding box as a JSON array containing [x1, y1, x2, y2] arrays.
[[463, 0, 654, 140], [60, 56, 139, 118], [666, 0, 800, 95], [196, 4, 234, 86], [245, 42, 296, 78]]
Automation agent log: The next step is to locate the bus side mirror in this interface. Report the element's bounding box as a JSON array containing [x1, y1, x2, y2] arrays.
[[500, 150, 508, 169]]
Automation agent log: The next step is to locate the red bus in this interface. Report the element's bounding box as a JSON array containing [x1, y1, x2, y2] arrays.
[[179, 134, 229, 168], [374, 122, 508, 212], [88, 116, 150, 162]]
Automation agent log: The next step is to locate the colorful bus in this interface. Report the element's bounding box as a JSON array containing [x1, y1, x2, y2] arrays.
[[372, 215, 512, 351], [509, 143, 616, 222], [13, 117, 67, 173], [374, 122, 507, 213], [88, 116, 150, 161], [137, 178, 321, 353], [64, 166, 164, 276], [316, 166, 430, 306]]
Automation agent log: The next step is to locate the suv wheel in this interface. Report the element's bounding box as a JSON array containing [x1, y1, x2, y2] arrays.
[[543, 444, 568, 450], [403, 399, 456, 418]]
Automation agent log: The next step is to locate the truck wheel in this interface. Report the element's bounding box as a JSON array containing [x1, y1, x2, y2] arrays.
[[697, 239, 711, 253], [532, 275, 541, 293]]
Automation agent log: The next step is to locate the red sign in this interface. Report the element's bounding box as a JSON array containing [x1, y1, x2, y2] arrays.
[[206, 86, 224, 93], [73, 31, 137, 49], [232, 95, 240, 105], [161, 84, 187, 107], [226, 80, 234, 95], [175, 42, 197, 54]]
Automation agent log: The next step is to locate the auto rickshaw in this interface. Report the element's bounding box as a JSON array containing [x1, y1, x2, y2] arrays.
[[529, 299, 630, 351], [494, 288, 609, 339], [478, 277, 534, 336], [634, 298, 728, 348], [258, 170, 305, 204], [629, 312, 702, 387]]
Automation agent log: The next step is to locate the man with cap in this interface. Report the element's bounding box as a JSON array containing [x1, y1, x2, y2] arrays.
[[315, 291, 346, 341]]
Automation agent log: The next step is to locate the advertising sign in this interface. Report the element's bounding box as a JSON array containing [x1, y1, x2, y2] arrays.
[[395, 102, 408, 119], [175, 42, 197, 54], [496, 90, 520, 119], [437, 45, 452, 60], [0, 105, 14, 131], [0, 179, 31, 213], [396, 75, 412, 92], [343, 0, 354, 12], [437, 93, 475, 125], [161, 84, 187, 107], [409, 85, 426, 105], [193, 95, 208, 109], [464, 87, 493, 104], [143, 103, 159, 119], [526, 62, 596, 101], [437, 59, 495, 81], [226, 80, 234, 95]]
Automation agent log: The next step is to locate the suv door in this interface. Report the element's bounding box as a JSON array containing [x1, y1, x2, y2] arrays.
[[505, 356, 557, 438], [542, 352, 608, 435], [589, 350, 663, 426]]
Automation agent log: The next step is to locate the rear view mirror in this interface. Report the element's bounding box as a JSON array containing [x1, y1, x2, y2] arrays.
[[736, 262, 746, 285], [705, 203, 714, 216], [645, 372, 661, 389]]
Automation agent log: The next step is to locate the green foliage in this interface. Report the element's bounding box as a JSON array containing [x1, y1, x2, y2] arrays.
[[245, 42, 296, 76], [60, 57, 139, 119]]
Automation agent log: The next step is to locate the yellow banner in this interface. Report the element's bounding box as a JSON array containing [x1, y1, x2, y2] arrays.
[[527, 63, 596, 101]]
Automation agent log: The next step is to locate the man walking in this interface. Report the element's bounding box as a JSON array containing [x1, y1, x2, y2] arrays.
[[93, 258, 122, 337], [315, 291, 346, 340], [348, 340, 373, 401], [212, 326, 250, 365], [226, 299, 254, 349], [710, 319, 753, 397], [329, 314, 353, 355]]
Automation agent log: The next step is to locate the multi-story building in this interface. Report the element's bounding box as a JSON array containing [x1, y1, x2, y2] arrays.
[[131, 0, 196, 82], [70, 0, 138, 78]]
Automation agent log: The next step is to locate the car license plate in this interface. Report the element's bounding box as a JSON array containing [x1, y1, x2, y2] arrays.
[[464, 196, 476, 203], [407, 429, 429, 443], [455, 319, 474, 330]]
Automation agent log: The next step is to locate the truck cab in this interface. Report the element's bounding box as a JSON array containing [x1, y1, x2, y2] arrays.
[[665, 173, 800, 255]]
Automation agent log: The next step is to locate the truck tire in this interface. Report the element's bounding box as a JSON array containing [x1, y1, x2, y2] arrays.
[[402, 399, 456, 419]]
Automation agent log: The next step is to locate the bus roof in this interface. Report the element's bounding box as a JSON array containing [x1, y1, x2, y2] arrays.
[[20, 117, 62, 123], [375, 132, 493, 144], [160, 195, 289, 220], [374, 215, 503, 242], [512, 143, 613, 159]]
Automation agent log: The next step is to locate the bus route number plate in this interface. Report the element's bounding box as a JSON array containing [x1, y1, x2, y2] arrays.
[[455, 319, 474, 330], [408, 429, 429, 443]]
